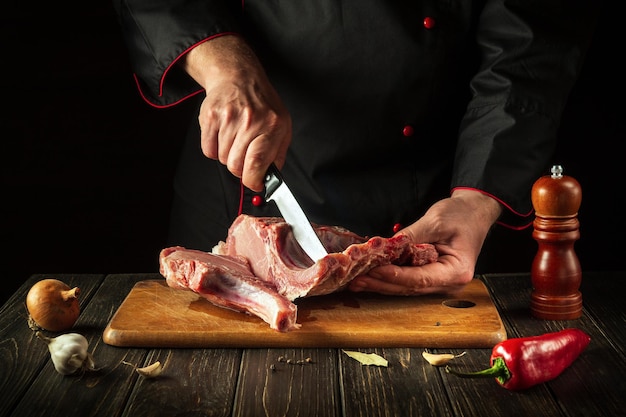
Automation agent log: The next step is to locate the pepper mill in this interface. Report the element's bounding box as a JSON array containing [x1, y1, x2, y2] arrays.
[[530, 165, 583, 320]]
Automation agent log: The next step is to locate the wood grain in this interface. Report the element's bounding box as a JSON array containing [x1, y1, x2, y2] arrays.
[[123, 348, 241, 417], [340, 347, 454, 417], [0, 274, 106, 417], [2, 272, 624, 417], [483, 272, 626, 417], [102, 278, 506, 348], [234, 348, 340, 417]]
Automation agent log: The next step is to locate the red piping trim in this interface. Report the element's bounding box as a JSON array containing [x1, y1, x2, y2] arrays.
[[133, 32, 241, 108], [158, 32, 239, 96], [238, 180, 245, 215], [133, 73, 204, 108], [451, 186, 534, 230], [236, 184, 534, 228], [495, 219, 533, 230], [451, 186, 533, 217]]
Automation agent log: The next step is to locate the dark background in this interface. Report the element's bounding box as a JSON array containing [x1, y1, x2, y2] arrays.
[[2, 3, 623, 306]]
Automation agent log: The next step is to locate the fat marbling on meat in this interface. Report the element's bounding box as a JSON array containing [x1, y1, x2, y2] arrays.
[[159, 214, 438, 332], [159, 247, 300, 332]]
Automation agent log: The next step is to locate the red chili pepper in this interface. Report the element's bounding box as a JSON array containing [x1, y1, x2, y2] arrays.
[[445, 328, 590, 390]]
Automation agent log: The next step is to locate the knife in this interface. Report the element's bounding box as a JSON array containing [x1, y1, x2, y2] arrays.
[[264, 163, 328, 262]]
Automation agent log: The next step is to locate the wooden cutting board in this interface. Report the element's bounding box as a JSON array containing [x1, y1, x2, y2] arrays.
[[103, 279, 506, 348]]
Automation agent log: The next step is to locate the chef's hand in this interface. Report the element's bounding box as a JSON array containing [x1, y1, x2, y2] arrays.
[[348, 189, 502, 295], [182, 35, 292, 192]]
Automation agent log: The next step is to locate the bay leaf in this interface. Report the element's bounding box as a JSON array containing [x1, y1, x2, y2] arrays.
[[342, 350, 388, 367]]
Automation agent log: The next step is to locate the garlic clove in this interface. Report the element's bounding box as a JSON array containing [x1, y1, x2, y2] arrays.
[[422, 350, 467, 366], [136, 361, 163, 378], [67, 353, 86, 370], [85, 352, 96, 371], [122, 360, 164, 378]]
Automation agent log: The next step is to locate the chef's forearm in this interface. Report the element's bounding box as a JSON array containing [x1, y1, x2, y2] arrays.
[[182, 35, 263, 90], [450, 189, 503, 228]]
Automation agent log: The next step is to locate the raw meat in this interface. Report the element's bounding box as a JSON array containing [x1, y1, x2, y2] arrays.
[[159, 247, 300, 332], [212, 215, 438, 299], [159, 214, 438, 332]]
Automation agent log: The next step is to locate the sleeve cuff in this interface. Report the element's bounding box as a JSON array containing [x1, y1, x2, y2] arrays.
[[134, 32, 240, 108], [451, 186, 534, 230]]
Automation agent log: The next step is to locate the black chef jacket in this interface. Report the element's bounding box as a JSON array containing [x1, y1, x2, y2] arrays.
[[113, 0, 597, 250]]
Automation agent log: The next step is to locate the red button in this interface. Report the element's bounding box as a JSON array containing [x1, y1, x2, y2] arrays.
[[402, 125, 414, 137], [423, 16, 436, 29], [252, 195, 264, 207], [393, 223, 403, 233]]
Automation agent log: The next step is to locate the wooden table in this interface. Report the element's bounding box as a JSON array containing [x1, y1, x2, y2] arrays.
[[1, 272, 625, 417]]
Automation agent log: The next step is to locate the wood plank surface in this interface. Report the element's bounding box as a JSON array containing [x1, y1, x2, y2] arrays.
[[0, 274, 106, 417], [2, 272, 624, 417], [482, 273, 626, 417], [339, 347, 455, 417], [432, 274, 572, 417], [8, 274, 144, 417], [102, 278, 507, 348], [579, 271, 626, 357], [233, 348, 340, 417], [122, 348, 241, 417]]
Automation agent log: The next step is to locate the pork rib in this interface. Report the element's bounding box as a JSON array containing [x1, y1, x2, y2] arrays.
[[159, 246, 300, 332], [212, 215, 438, 300], [159, 215, 438, 332]]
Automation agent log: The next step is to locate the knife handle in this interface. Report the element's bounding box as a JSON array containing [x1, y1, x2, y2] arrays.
[[264, 163, 283, 200]]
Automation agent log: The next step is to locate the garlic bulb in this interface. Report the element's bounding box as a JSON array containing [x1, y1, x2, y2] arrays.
[[36, 332, 96, 375]]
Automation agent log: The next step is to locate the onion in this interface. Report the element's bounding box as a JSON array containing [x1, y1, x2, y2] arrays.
[[26, 279, 80, 331]]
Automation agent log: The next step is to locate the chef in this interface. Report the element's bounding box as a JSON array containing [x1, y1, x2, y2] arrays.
[[113, 0, 597, 294]]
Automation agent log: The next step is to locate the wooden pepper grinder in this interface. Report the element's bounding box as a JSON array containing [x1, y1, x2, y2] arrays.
[[530, 165, 583, 320]]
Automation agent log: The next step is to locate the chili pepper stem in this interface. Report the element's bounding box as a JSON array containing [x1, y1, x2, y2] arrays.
[[445, 357, 512, 386]]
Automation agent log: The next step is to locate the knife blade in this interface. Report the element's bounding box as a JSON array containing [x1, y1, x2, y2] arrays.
[[264, 163, 328, 262]]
